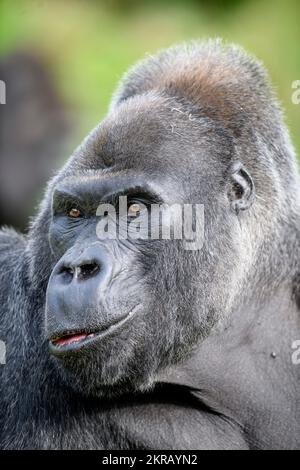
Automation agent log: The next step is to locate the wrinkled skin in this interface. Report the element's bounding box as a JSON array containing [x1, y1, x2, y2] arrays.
[[0, 40, 300, 449]]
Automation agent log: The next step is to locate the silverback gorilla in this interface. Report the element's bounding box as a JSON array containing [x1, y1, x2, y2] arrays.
[[0, 40, 300, 450]]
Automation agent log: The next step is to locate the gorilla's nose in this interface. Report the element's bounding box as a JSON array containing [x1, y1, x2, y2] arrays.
[[55, 246, 102, 284], [46, 244, 111, 329], [59, 260, 100, 283]]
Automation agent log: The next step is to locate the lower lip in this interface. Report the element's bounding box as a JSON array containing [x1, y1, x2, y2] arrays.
[[49, 305, 139, 355]]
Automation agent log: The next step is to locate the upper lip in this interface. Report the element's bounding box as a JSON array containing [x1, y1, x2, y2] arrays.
[[48, 305, 139, 354]]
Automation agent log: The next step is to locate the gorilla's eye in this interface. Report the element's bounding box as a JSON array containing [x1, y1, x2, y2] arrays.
[[68, 208, 81, 218], [128, 203, 141, 217]]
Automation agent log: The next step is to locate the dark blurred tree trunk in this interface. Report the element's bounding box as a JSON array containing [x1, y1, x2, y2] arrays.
[[0, 52, 72, 231]]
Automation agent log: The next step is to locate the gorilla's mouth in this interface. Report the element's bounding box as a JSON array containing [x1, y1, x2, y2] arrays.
[[52, 332, 96, 347], [48, 305, 140, 355]]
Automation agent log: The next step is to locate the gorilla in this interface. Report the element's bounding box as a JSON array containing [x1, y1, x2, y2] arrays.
[[0, 40, 300, 450]]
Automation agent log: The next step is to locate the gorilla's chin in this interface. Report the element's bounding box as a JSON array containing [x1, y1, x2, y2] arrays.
[[54, 354, 155, 399], [49, 327, 157, 398]]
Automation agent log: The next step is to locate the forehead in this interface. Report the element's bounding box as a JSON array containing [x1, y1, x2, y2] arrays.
[[75, 93, 225, 176], [96, 97, 168, 171]]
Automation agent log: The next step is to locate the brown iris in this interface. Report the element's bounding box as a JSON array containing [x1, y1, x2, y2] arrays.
[[128, 203, 141, 217], [68, 208, 81, 218]]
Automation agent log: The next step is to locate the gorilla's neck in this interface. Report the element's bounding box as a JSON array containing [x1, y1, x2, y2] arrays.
[[247, 203, 300, 309], [158, 284, 300, 429]]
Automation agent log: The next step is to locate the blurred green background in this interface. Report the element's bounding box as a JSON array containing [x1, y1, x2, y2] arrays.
[[0, 0, 299, 228]]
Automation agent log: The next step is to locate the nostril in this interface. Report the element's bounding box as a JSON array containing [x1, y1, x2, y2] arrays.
[[58, 265, 74, 284], [77, 262, 100, 280]]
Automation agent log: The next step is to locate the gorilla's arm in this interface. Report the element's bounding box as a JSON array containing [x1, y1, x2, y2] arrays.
[[0, 229, 27, 355], [0, 228, 26, 304], [0, 227, 26, 256], [0, 229, 27, 435]]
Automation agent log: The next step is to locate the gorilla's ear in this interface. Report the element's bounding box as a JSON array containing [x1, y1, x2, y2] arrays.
[[227, 161, 255, 214]]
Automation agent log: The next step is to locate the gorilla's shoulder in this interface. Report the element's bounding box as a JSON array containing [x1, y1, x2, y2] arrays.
[[0, 227, 26, 260]]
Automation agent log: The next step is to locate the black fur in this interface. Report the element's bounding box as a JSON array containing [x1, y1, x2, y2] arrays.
[[0, 40, 300, 449]]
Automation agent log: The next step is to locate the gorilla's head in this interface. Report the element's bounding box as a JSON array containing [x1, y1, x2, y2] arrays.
[[29, 41, 297, 397]]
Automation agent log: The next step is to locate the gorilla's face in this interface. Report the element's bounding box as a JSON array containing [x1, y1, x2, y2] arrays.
[[45, 96, 255, 397]]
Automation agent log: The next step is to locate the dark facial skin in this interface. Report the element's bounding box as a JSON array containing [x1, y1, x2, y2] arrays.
[[0, 41, 300, 449]]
